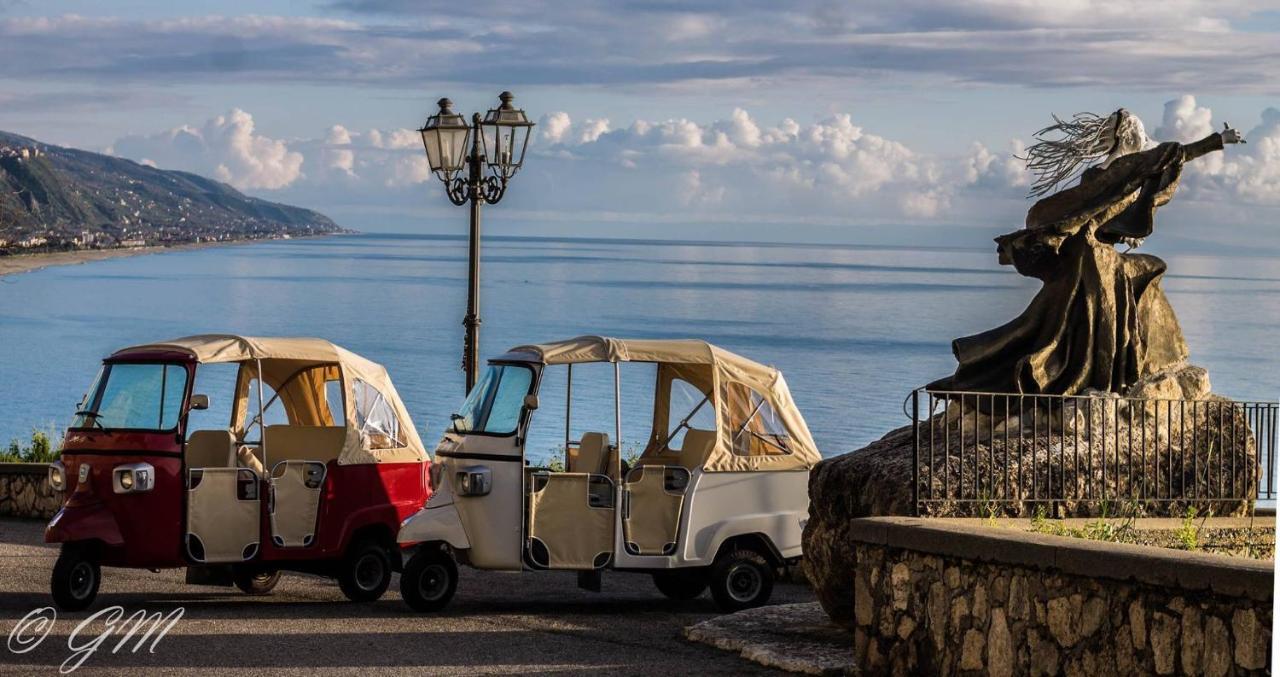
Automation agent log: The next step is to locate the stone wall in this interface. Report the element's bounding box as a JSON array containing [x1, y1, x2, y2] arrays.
[[0, 462, 62, 519], [848, 517, 1272, 676]]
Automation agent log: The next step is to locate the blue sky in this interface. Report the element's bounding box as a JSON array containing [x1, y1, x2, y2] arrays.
[[1, 1, 1278, 250]]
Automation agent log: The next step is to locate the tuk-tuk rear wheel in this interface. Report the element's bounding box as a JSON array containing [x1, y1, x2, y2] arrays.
[[232, 566, 281, 595], [399, 547, 457, 613], [709, 548, 774, 613], [337, 540, 392, 602], [51, 545, 100, 612]]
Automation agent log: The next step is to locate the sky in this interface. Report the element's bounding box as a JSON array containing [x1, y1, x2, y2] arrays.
[[0, 1, 1278, 250]]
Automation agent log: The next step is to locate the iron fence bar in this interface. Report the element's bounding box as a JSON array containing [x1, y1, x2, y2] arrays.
[[1127, 400, 1134, 502], [1230, 401, 1237, 502], [944, 396, 951, 504], [1218, 401, 1225, 499], [1004, 396, 1010, 501], [912, 389, 920, 517], [931, 389, 942, 504], [1192, 400, 1198, 501], [1074, 399, 1081, 501], [989, 394, 995, 507], [1180, 400, 1186, 502]]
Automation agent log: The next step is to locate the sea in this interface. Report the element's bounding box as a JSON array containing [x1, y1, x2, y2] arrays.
[[0, 233, 1276, 466]]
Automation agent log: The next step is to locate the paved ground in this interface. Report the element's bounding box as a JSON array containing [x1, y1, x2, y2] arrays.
[[0, 518, 813, 675]]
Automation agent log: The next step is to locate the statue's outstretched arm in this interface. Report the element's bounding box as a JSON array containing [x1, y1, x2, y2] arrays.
[[1183, 123, 1245, 163]]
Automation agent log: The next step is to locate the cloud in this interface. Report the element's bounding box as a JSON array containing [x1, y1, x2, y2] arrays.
[[106, 97, 1280, 235], [0, 6, 1277, 93], [111, 109, 303, 190], [1155, 96, 1280, 205]]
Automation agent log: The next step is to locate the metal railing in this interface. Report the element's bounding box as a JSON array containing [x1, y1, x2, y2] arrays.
[[911, 389, 1278, 517]]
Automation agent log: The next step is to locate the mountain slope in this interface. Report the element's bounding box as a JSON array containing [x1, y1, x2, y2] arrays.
[[0, 130, 344, 248]]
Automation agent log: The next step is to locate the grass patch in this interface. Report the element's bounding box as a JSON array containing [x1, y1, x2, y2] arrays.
[[0, 429, 61, 463]]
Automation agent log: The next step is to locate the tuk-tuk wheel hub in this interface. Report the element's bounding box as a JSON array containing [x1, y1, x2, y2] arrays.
[[69, 562, 95, 599], [418, 564, 450, 601], [354, 554, 386, 591], [726, 563, 762, 603]]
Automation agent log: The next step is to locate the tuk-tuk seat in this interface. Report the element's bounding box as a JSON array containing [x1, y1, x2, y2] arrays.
[[263, 425, 345, 464], [638, 428, 715, 471], [568, 432, 618, 480], [186, 429, 236, 468]]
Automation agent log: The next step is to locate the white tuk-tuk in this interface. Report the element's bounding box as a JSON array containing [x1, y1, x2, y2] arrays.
[[396, 336, 821, 612]]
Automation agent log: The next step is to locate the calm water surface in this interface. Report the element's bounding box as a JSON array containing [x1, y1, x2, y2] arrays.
[[0, 233, 1275, 463]]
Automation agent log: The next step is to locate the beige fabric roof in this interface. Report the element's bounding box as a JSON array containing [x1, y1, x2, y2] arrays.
[[505, 336, 822, 472], [116, 334, 346, 365], [113, 335, 427, 466]]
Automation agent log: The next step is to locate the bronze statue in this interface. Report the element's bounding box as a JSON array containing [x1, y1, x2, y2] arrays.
[[930, 109, 1245, 396]]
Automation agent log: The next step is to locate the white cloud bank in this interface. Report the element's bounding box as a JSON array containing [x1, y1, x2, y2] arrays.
[[111, 109, 302, 190], [109, 97, 1280, 230]]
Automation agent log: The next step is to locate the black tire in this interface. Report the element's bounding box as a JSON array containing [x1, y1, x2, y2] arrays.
[[51, 545, 100, 612], [652, 570, 709, 600], [399, 547, 457, 613], [232, 566, 281, 595], [709, 548, 774, 613], [337, 540, 392, 602]]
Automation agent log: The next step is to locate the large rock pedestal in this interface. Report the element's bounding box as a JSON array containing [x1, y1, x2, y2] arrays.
[[802, 364, 1262, 629]]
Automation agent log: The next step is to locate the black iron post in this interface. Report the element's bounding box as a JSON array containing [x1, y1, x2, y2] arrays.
[[462, 113, 483, 393]]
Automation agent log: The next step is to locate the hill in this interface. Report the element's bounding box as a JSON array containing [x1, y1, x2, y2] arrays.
[[0, 130, 345, 250]]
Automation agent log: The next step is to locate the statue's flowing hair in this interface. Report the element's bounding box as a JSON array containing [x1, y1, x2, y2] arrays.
[[1019, 111, 1118, 198]]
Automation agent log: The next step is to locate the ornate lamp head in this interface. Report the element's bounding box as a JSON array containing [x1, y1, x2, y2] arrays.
[[480, 91, 535, 181], [419, 97, 471, 183]]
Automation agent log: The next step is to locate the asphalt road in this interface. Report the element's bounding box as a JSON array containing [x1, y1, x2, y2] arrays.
[[0, 518, 812, 675]]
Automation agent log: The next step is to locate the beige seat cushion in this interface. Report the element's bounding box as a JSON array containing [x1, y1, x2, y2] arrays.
[[186, 430, 235, 468], [528, 473, 614, 569], [263, 425, 344, 464], [638, 428, 715, 470], [623, 466, 684, 556], [568, 432, 618, 480]]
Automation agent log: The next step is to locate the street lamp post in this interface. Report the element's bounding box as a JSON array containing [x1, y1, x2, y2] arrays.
[[418, 92, 534, 394]]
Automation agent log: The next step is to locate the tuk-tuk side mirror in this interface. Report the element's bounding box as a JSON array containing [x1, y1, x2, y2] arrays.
[[523, 394, 539, 411], [190, 394, 210, 411]]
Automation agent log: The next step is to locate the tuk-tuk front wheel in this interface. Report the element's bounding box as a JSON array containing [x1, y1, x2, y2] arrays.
[[232, 566, 281, 595], [399, 547, 457, 613], [652, 570, 709, 600], [709, 549, 774, 613], [337, 540, 392, 602], [51, 545, 100, 612]]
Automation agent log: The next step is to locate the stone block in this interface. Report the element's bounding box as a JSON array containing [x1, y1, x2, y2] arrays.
[[1202, 615, 1230, 677], [1231, 608, 1267, 670], [988, 608, 1013, 677], [1151, 611, 1179, 675], [960, 629, 985, 671]]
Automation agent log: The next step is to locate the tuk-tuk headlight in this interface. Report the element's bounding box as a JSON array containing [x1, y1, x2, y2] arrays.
[[113, 463, 155, 494], [48, 461, 66, 491]]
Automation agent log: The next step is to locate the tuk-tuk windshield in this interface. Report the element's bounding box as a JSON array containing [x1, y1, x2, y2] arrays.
[[453, 364, 533, 435], [73, 363, 188, 431]]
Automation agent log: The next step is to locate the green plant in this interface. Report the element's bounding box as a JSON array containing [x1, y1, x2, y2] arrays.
[[0, 429, 61, 463], [1175, 506, 1202, 551]]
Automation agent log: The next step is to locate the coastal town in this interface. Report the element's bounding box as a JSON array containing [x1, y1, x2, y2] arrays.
[[0, 139, 346, 256]]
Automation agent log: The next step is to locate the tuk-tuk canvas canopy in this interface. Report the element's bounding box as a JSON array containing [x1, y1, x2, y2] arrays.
[[505, 336, 821, 473], [113, 335, 427, 466]]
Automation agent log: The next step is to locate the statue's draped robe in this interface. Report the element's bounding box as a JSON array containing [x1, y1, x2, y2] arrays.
[[929, 134, 1224, 396]]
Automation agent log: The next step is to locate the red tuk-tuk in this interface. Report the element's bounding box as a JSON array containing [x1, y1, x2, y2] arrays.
[[45, 335, 431, 610]]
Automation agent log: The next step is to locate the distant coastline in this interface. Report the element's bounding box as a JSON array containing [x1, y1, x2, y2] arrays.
[[0, 234, 342, 278]]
